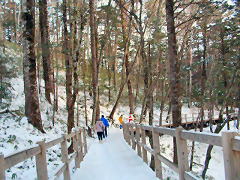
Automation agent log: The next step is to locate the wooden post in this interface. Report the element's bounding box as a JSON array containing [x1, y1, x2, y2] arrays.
[[122, 123, 126, 140], [74, 130, 80, 168], [222, 132, 240, 180], [176, 127, 189, 180], [36, 141, 48, 180], [185, 114, 187, 123], [0, 154, 5, 180], [78, 129, 83, 162], [152, 127, 163, 179], [125, 123, 131, 145], [141, 126, 148, 164], [128, 124, 132, 147], [73, 131, 77, 152], [61, 135, 71, 180], [136, 125, 142, 157], [130, 124, 136, 150], [83, 128, 88, 155]]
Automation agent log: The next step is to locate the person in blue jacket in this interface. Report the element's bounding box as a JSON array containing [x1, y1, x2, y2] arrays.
[[101, 115, 109, 137]]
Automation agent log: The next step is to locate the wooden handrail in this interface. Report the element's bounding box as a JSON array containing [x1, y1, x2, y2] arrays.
[[0, 127, 88, 180], [123, 123, 240, 180], [4, 146, 41, 169]]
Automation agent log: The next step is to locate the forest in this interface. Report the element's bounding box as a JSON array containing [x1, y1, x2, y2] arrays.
[[0, 0, 239, 179]]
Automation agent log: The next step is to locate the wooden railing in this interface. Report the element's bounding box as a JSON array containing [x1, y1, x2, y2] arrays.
[[154, 112, 238, 127], [0, 128, 88, 180], [122, 123, 240, 180]]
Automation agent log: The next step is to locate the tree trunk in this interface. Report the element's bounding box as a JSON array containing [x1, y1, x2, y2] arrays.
[[188, 39, 193, 108], [109, 77, 126, 120], [39, 0, 54, 103], [22, 0, 44, 133], [83, 45, 88, 127], [149, 67, 155, 171], [220, 27, 230, 130], [200, 23, 207, 132], [63, 0, 74, 135], [89, 0, 100, 126], [165, 0, 182, 164], [119, 0, 134, 114]]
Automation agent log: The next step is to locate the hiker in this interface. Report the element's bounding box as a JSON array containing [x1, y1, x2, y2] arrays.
[[95, 119, 105, 142], [101, 115, 109, 137], [128, 113, 134, 123], [118, 115, 123, 129]]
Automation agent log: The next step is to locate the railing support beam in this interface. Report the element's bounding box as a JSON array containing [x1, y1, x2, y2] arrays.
[[176, 127, 189, 180], [222, 132, 240, 180], [36, 141, 48, 180], [0, 154, 5, 180], [152, 127, 163, 179]]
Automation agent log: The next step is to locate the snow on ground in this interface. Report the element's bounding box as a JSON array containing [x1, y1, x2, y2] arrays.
[[1, 43, 239, 180], [1, 74, 238, 180], [72, 128, 158, 180]]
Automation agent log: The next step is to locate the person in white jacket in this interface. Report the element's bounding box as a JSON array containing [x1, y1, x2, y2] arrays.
[[95, 119, 105, 142]]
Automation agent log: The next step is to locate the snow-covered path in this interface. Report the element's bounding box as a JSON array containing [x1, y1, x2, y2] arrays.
[[72, 128, 158, 180]]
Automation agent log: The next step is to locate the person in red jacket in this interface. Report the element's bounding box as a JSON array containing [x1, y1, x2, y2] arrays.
[[128, 113, 133, 123]]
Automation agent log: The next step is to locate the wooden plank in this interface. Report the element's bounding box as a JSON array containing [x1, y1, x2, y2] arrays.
[[152, 127, 163, 179], [45, 137, 64, 149], [54, 164, 66, 179], [143, 145, 154, 155], [156, 154, 178, 173], [136, 125, 142, 157], [4, 146, 41, 169], [69, 152, 77, 164], [184, 171, 199, 180], [141, 125, 152, 131], [36, 141, 48, 180], [222, 132, 240, 180], [66, 132, 75, 140], [0, 154, 5, 180], [181, 131, 222, 147], [232, 137, 240, 151], [141, 126, 148, 164], [176, 127, 189, 180], [154, 127, 176, 137]]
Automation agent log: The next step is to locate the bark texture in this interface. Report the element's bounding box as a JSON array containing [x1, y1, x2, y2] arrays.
[[165, 0, 182, 163], [89, 0, 100, 125], [22, 0, 44, 133], [119, 0, 134, 114], [39, 0, 54, 103]]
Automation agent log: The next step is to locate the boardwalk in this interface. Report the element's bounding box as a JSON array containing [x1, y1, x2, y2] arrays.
[[72, 128, 157, 180]]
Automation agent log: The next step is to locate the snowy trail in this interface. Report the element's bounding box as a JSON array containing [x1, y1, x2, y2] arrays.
[[72, 128, 158, 180]]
